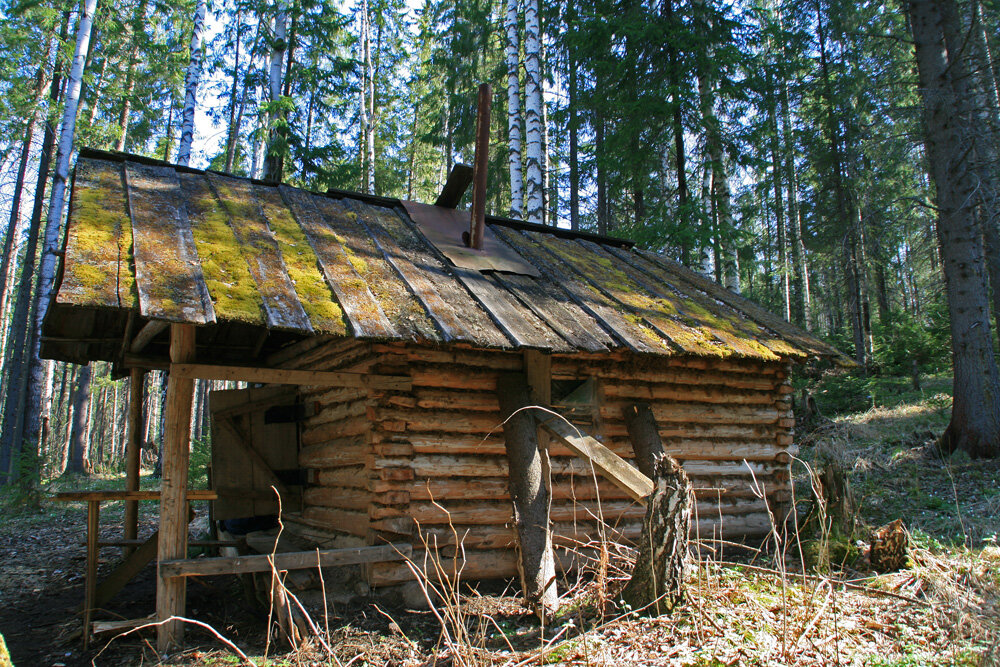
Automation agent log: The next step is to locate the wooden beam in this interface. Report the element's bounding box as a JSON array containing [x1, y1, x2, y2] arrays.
[[93, 530, 159, 611], [537, 414, 654, 503], [159, 543, 411, 578], [170, 363, 411, 390], [83, 500, 99, 648], [623, 403, 666, 480], [123, 368, 145, 556], [130, 320, 168, 353], [54, 490, 217, 502], [157, 323, 197, 653], [497, 373, 558, 618], [434, 163, 474, 208]]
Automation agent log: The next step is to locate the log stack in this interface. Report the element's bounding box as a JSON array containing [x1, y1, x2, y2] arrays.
[[279, 339, 796, 587]]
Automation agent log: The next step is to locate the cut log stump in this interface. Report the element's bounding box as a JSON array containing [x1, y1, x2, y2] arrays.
[[621, 454, 691, 616], [869, 519, 908, 572]]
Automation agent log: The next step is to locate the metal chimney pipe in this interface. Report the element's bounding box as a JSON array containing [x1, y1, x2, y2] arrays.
[[468, 83, 492, 250]]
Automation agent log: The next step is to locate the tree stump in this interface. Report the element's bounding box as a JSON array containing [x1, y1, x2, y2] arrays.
[[869, 519, 908, 572], [621, 454, 691, 615]]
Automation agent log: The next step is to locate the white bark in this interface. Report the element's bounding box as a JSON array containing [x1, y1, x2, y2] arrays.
[[176, 0, 208, 166], [37, 0, 97, 337], [505, 0, 523, 218], [522, 0, 544, 224], [365, 0, 375, 194]]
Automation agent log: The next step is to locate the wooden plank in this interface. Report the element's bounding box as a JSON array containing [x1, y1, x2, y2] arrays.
[[124, 368, 144, 556], [348, 200, 465, 342], [58, 158, 135, 309], [94, 531, 159, 609], [54, 490, 218, 502], [171, 363, 410, 390], [124, 163, 216, 324], [159, 543, 411, 578], [196, 174, 312, 332], [279, 186, 396, 339], [217, 417, 291, 501], [596, 243, 782, 361], [492, 272, 612, 352], [157, 323, 197, 652], [364, 207, 510, 348], [320, 198, 439, 340], [537, 413, 654, 503], [491, 226, 658, 354], [434, 163, 474, 207], [538, 235, 726, 357], [452, 266, 566, 350], [83, 500, 99, 648], [637, 248, 846, 360]]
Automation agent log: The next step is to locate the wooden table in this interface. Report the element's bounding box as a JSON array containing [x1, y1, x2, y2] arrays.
[[53, 490, 218, 647]]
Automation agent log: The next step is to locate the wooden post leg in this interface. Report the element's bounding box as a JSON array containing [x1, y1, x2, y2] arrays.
[[83, 500, 100, 648], [156, 324, 196, 653], [124, 368, 145, 557], [623, 403, 665, 479], [497, 373, 558, 619]]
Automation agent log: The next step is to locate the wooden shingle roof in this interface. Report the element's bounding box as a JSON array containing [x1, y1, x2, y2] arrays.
[[41, 149, 847, 367]]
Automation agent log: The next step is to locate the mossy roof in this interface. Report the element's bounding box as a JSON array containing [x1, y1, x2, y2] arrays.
[[41, 149, 849, 366]]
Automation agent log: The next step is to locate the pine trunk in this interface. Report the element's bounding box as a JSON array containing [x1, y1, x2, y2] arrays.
[[908, 0, 1000, 458], [66, 365, 93, 475]]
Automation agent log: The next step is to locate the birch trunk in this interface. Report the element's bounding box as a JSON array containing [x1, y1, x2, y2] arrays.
[[176, 0, 208, 166], [364, 0, 375, 195], [263, 8, 287, 182], [505, 0, 524, 218], [522, 0, 544, 224], [908, 0, 1000, 458]]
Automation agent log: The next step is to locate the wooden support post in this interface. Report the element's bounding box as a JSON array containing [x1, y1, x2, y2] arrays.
[[497, 373, 558, 618], [524, 350, 552, 495], [83, 500, 100, 648], [623, 403, 665, 480], [156, 324, 197, 653], [124, 368, 145, 556]]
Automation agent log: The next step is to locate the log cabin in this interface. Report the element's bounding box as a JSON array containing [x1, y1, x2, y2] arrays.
[[41, 147, 848, 648]]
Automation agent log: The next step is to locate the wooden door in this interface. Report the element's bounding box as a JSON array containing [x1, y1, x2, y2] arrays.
[[210, 385, 303, 520]]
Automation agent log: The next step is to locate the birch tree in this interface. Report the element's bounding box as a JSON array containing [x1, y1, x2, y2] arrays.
[[176, 0, 208, 166], [522, 0, 544, 224], [505, 0, 523, 217]]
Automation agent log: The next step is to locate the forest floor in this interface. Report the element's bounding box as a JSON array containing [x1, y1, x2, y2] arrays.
[[0, 373, 998, 666]]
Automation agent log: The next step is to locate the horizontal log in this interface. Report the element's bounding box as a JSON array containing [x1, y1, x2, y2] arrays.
[[551, 357, 783, 380], [53, 490, 217, 502], [410, 367, 500, 391], [600, 402, 789, 425], [299, 437, 368, 467], [314, 466, 369, 488], [373, 407, 504, 434], [302, 507, 369, 537], [603, 382, 779, 404], [305, 399, 369, 427], [300, 385, 366, 403], [160, 543, 411, 578], [301, 417, 370, 447], [303, 487, 372, 511], [171, 363, 410, 390], [374, 346, 523, 370]]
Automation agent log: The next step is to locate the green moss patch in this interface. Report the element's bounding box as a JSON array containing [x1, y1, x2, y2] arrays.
[[61, 160, 136, 308], [181, 174, 264, 324], [260, 188, 348, 335]]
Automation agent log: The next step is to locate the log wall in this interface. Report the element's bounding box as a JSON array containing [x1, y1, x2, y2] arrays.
[[278, 339, 795, 587]]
